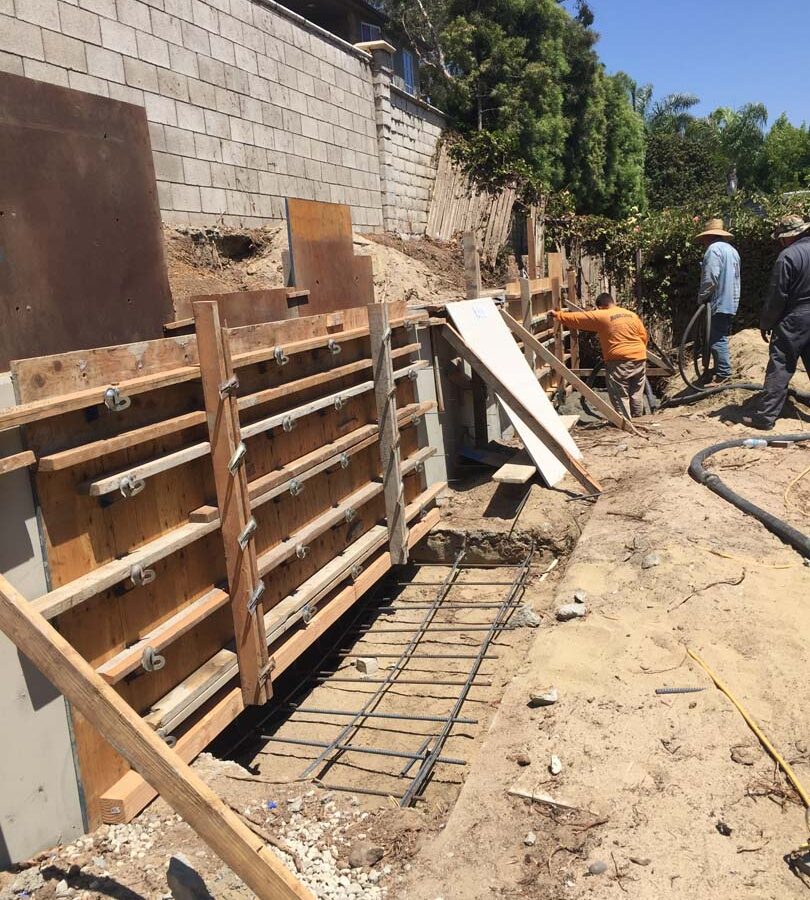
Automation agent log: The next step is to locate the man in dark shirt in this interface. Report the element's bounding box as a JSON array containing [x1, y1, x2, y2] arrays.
[[743, 215, 810, 429]]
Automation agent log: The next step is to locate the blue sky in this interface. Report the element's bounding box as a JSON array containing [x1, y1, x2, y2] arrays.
[[576, 0, 809, 125]]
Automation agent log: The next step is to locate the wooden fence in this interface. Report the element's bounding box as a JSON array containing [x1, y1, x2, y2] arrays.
[[426, 143, 516, 265]]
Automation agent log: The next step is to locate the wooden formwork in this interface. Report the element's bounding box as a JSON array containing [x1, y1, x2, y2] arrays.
[[0, 300, 443, 828]]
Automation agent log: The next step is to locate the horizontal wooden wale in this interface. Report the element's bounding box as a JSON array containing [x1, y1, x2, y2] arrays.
[[8, 301, 439, 826]]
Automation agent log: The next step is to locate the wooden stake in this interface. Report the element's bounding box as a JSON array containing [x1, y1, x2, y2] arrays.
[[526, 213, 537, 279], [368, 303, 409, 565], [462, 230, 482, 299], [551, 275, 564, 392], [193, 301, 270, 706], [566, 269, 580, 371], [442, 325, 602, 494], [0, 572, 313, 900], [519, 277, 535, 371], [499, 311, 638, 435]]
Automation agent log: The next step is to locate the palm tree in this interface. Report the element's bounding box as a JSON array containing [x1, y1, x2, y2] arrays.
[[646, 93, 700, 134]]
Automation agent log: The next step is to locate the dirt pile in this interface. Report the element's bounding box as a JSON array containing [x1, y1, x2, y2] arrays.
[[163, 225, 468, 313]]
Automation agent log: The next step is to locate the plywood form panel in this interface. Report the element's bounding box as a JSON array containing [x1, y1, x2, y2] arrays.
[[9, 304, 426, 825], [0, 71, 172, 370]]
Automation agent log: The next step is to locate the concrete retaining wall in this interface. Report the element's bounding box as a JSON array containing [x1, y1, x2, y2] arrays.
[[0, 0, 445, 233]]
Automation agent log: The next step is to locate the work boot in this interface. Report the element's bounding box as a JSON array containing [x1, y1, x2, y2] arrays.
[[740, 414, 774, 431]]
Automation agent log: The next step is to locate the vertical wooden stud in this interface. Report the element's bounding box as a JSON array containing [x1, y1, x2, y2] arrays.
[[551, 276, 564, 392], [566, 269, 580, 372], [526, 213, 537, 278], [462, 230, 488, 447], [193, 301, 270, 706], [519, 277, 535, 372], [368, 303, 409, 565], [462, 230, 482, 299]]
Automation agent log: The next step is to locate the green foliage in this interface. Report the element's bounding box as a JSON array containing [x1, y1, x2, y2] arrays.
[[645, 121, 727, 209], [548, 193, 810, 340], [762, 115, 810, 192]]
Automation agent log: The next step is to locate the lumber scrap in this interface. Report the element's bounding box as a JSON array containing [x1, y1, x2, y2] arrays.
[[98, 507, 440, 825], [442, 324, 601, 494], [0, 571, 314, 900], [500, 311, 638, 434], [369, 302, 409, 565], [493, 416, 578, 484], [194, 301, 270, 706]]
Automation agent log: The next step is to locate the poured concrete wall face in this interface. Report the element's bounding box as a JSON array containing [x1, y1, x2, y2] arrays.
[[0, 377, 84, 866], [0, 0, 445, 234]]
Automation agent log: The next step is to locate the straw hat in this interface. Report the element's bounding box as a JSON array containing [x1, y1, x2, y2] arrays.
[[694, 218, 734, 241], [771, 214, 810, 240]]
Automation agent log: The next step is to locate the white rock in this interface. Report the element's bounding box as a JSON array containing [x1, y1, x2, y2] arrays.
[[550, 755, 562, 775], [524, 831, 536, 846]]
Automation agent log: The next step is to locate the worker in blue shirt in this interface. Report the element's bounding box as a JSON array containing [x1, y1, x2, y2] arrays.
[[695, 218, 741, 382]]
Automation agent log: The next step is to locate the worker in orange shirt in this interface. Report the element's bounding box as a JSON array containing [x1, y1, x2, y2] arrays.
[[549, 293, 649, 419]]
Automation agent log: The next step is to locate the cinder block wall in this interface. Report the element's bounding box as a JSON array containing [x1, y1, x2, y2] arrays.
[[0, 0, 446, 233], [383, 87, 445, 236]]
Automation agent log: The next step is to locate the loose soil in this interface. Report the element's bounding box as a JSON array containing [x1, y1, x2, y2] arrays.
[[163, 226, 469, 312]]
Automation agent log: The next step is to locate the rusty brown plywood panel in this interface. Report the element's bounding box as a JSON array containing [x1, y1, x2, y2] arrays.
[[173, 288, 310, 326], [286, 199, 374, 314], [0, 72, 172, 370]]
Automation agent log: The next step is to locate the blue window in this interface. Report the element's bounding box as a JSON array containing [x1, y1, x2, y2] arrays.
[[361, 22, 382, 42], [401, 49, 416, 94]]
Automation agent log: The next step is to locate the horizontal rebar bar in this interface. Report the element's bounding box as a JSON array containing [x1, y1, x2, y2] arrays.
[[393, 580, 527, 587], [315, 677, 493, 686], [354, 625, 516, 633], [286, 706, 478, 724], [339, 652, 499, 659], [375, 603, 508, 611], [260, 734, 466, 765]]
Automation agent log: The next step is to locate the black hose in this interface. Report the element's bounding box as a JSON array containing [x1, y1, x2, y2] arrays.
[[689, 434, 810, 559], [664, 303, 810, 409]]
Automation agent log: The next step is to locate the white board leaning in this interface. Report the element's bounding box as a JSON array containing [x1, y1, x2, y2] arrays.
[[447, 299, 583, 487]]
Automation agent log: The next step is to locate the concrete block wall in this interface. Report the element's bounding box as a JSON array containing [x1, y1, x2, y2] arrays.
[[0, 0, 446, 234], [0, 0, 385, 229], [384, 86, 444, 236]]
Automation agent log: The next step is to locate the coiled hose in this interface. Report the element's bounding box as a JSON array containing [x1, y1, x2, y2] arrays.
[[688, 433, 810, 559]]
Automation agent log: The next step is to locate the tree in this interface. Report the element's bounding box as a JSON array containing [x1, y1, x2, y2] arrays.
[[762, 114, 810, 192], [706, 103, 768, 191], [601, 73, 646, 216], [645, 93, 700, 134], [645, 120, 726, 209]]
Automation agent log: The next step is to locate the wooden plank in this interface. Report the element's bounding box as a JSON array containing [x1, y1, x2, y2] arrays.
[[194, 300, 269, 707], [0, 572, 314, 900], [551, 276, 564, 391], [566, 269, 580, 371], [526, 213, 537, 279], [32, 519, 219, 620], [85, 441, 211, 496], [369, 303, 409, 565], [0, 449, 35, 475], [499, 311, 637, 435], [286, 199, 373, 314], [38, 411, 206, 472], [492, 450, 535, 485], [98, 507, 441, 825], [492, 416, 577, 484], [96, 588, 230, 685], [519, 278, 534, 370], [174, 288, 309, 325], [442, 318, 601, 494], [255, 450, 434, 577], [462, 231, 482, 299]]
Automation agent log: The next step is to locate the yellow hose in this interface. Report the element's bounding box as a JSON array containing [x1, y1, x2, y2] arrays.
[[784, 463, 810, 511], [687, 648, 810, 832]]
